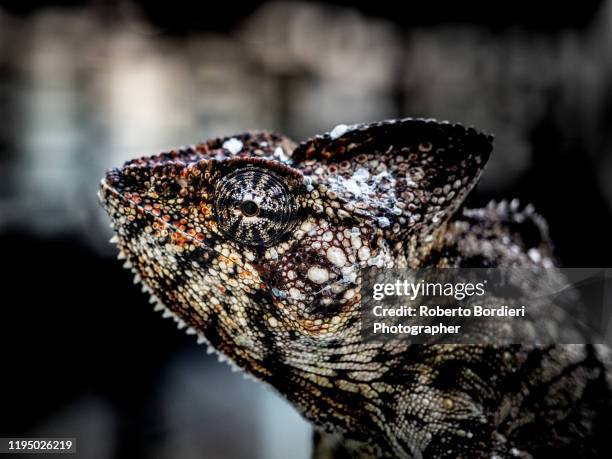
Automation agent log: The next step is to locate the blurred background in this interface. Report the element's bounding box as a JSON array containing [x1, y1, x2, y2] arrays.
[[1, 1, 612, 458]]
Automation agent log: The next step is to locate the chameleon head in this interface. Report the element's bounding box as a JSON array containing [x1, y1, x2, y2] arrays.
[[99, 120, 493, 379]]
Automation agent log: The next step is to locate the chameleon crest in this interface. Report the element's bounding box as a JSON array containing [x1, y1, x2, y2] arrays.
[[100, 119, 610, 458]]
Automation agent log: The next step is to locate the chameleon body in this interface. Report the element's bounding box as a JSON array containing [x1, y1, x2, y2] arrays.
[[100, 119, 611, 458]]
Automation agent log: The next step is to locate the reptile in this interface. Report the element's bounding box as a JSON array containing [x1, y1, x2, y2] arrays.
[[99, 119, 611, 458]]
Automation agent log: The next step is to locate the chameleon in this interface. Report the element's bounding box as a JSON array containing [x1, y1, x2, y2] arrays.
[[99, 119, 611, 458]]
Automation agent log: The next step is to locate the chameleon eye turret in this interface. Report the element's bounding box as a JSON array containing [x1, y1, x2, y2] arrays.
[[213, 166, 298, 247]]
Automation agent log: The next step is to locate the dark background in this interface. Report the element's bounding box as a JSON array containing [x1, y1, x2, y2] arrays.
[[1, 1, 611, 458]]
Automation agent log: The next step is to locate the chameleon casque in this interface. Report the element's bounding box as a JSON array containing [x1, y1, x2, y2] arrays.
[[99, 119, 611, 458]]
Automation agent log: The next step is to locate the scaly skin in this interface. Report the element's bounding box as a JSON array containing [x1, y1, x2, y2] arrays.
[[99, 119, 611, 458]]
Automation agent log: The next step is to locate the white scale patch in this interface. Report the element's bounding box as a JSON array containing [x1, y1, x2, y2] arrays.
[[273, 146, 289, 161], [326, 246, 347, 267], [377, 217, 390, 228], [289, 287, 305, 300], [330, 124, 349, 139], [222, 138, 243, 155], [307, 266, 330, 284], [334, 168, 371, 198]]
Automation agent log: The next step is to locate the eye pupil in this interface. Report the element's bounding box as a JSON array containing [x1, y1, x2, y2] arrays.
[[241, 200, 259, 217]]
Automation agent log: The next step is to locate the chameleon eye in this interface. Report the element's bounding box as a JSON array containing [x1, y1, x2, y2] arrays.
[[240, 200, 259, 217], [214, 167, 298, 247]]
